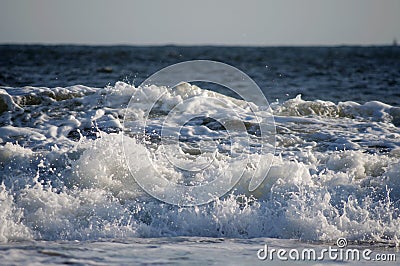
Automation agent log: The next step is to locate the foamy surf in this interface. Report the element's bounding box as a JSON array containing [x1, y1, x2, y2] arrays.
[[0, 81, 399, 246]]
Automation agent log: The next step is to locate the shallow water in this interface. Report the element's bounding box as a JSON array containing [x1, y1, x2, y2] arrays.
[[1, 237, 398, 265]]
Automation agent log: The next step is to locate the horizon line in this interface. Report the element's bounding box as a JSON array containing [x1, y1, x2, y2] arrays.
[[0, 41, 398, 48]]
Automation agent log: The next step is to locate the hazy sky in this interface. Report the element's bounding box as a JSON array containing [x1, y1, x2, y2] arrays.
[[0, 0, 399, 45]]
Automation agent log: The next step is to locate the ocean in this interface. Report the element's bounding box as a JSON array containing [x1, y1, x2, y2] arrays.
[[0, 45, 399, 265]]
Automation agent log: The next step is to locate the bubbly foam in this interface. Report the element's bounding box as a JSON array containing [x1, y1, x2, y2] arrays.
[[0, 82, 399, 245]]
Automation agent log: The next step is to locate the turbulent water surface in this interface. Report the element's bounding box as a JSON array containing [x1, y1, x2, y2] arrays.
[[0, 45, 400, 265]]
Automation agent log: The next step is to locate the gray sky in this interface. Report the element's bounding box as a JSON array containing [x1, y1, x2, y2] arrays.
[[0, 0, 399, 45]]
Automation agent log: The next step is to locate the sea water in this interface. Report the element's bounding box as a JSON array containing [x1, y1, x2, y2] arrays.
[[0, 45, 399, 265]]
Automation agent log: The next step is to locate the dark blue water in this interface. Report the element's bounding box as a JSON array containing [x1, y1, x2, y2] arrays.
[[1, 45, 399, 105]]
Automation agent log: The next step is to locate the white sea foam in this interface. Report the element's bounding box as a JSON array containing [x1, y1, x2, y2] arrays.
[[0, 82, 399, 245]]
